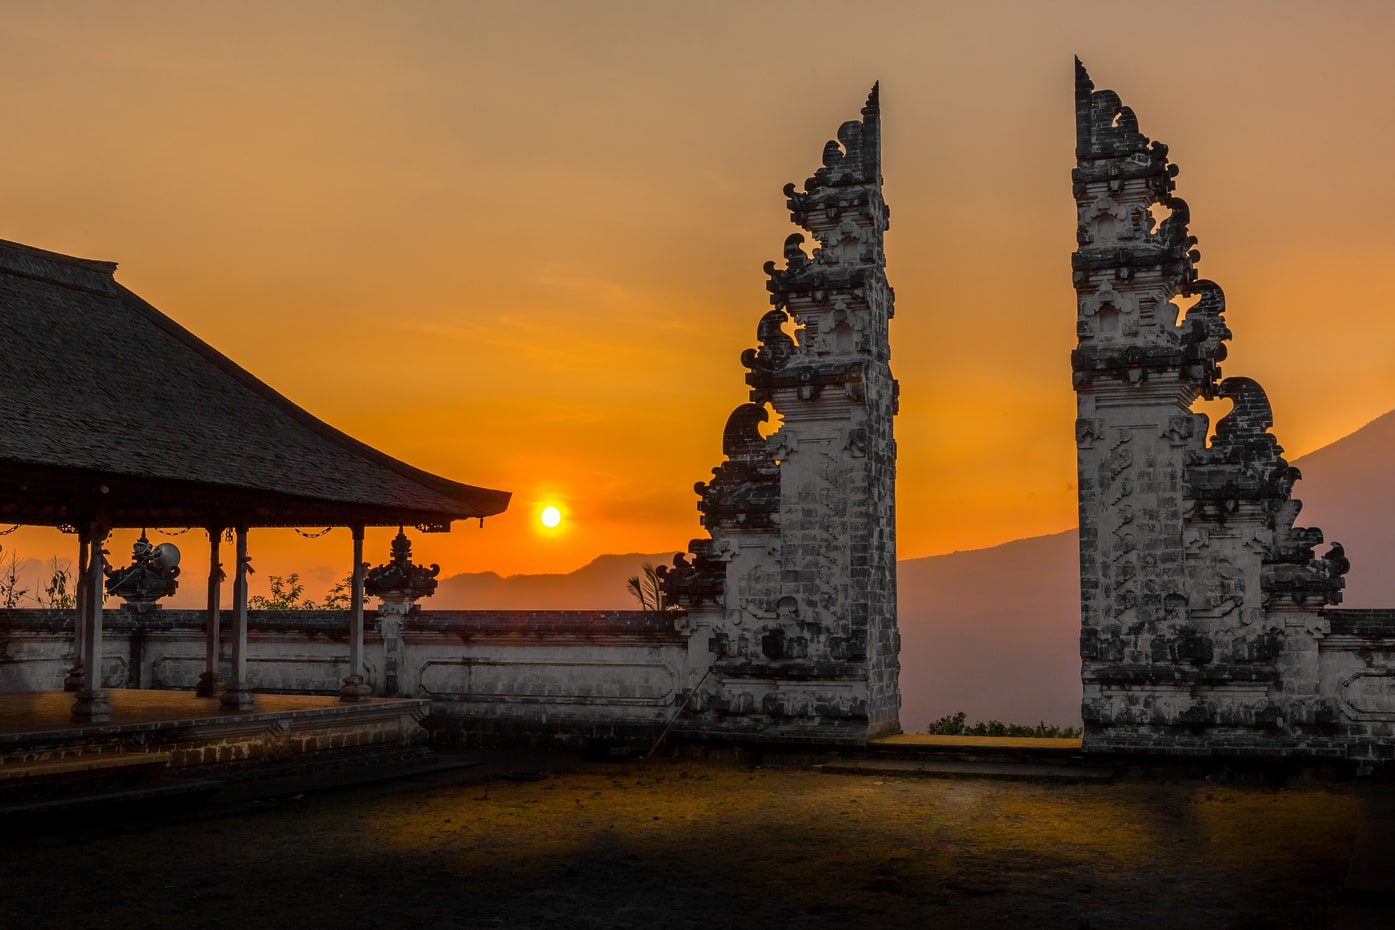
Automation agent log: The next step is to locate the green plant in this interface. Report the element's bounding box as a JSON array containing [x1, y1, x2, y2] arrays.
[[926, 711, 1081, 739], [319, 575, 353, 610], [249, 572, 356, 610], [43, 557, 73, 609], [248, 573, 309, 609], [626, 562, 665, 612], [927, 711, 968, 735]]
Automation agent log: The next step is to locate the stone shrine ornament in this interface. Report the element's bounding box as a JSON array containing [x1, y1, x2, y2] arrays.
[[104, 532, 180, 608], [364, 527, 440, 604], [364, 527, 439, 699]]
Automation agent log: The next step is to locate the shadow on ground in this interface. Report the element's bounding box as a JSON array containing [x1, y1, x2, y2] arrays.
[[3, 756, 1392, 930]]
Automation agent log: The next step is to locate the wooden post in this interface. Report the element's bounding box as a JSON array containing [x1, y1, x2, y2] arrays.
[[70, 518, 111, 723], [64, 531, 90, 692], [196, 527, 224, 697], [219, 525, 255, 710], [340, 525, 370, 702]]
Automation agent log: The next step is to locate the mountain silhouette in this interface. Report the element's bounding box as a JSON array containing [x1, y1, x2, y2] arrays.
[[435, 552, 681, 610]]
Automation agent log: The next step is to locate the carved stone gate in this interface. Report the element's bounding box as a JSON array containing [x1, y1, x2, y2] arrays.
[[1073, 61, 1395, 767], [661, 86, 901, 744]]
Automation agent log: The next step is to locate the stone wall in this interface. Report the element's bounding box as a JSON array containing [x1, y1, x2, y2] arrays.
[[0, 608, 691, 749], [658, 85, 901, 745], [0, 608, 367, 694], [405, 611, 688, 748], [1316, 611, 1395, 765], [1072, 60, 1395, 766]]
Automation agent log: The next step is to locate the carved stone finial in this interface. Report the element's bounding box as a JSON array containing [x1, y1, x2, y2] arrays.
[[655, 540, 726, 608], [1323, 541, 1350, 576], [722, 403, 771, 460], [363, 528, 440, 603], [740, 309, 796, 380], [1213, 377, 1275, 444], [1180, 280, 1231, 391], [692, 404, 781, 534], [1071, 57, 1206, 391]]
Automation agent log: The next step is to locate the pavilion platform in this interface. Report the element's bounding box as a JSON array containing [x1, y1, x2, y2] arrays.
[[0, 690, 432, 799]]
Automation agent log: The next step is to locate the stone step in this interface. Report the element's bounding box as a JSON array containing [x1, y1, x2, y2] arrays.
[[0, 751, 172, 781], [864, 735, 1089, 767], [0, 748, 486, 825], [818, 758, 1115, 783], [867, 748, 1091, 766]]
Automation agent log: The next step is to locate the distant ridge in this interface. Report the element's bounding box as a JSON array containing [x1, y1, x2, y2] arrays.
[[1288, 408, 1395, 607]]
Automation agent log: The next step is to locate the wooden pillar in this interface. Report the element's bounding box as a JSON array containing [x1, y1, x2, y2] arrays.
[[70, 518, 111, 723], [219, 525, 255, 710], [63, 530, 90, 692], [196, 527, 224, 697], [340, 525, 370, 702]]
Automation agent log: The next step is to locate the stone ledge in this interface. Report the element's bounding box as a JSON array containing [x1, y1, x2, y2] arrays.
[[1086, 664, 1277, 684]]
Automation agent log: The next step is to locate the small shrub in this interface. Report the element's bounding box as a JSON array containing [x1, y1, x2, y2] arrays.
[[43, 558, 74, 610], [626, 562, 665, 612], [319, 576, 352, 610], [926, 711, 1081, 739], [927, 711, 968, 735], [0, 546, 27, 608], [250, 573, 355, 610], [249, 574, 310, 610]]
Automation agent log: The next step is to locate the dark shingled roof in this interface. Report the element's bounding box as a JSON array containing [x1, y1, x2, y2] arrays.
[[0, 238, 510, 529]]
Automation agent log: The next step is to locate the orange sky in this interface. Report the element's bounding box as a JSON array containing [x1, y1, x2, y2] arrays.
[[4, 1, 1395, 600]]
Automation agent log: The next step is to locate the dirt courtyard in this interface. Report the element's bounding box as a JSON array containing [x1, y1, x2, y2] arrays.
[[2, 757, 1387, 930]]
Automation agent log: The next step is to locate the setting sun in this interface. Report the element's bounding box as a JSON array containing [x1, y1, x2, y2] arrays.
[[540, 505, 562, 528]]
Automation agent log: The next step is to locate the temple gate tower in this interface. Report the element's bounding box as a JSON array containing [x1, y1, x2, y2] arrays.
[[1072, 60, 1349, 755], [660, 85, 900, 743]]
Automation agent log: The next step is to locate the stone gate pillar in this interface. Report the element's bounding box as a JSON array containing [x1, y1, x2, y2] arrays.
[[1072, 60, 1345, 755], [661, 85, 900, 744]]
